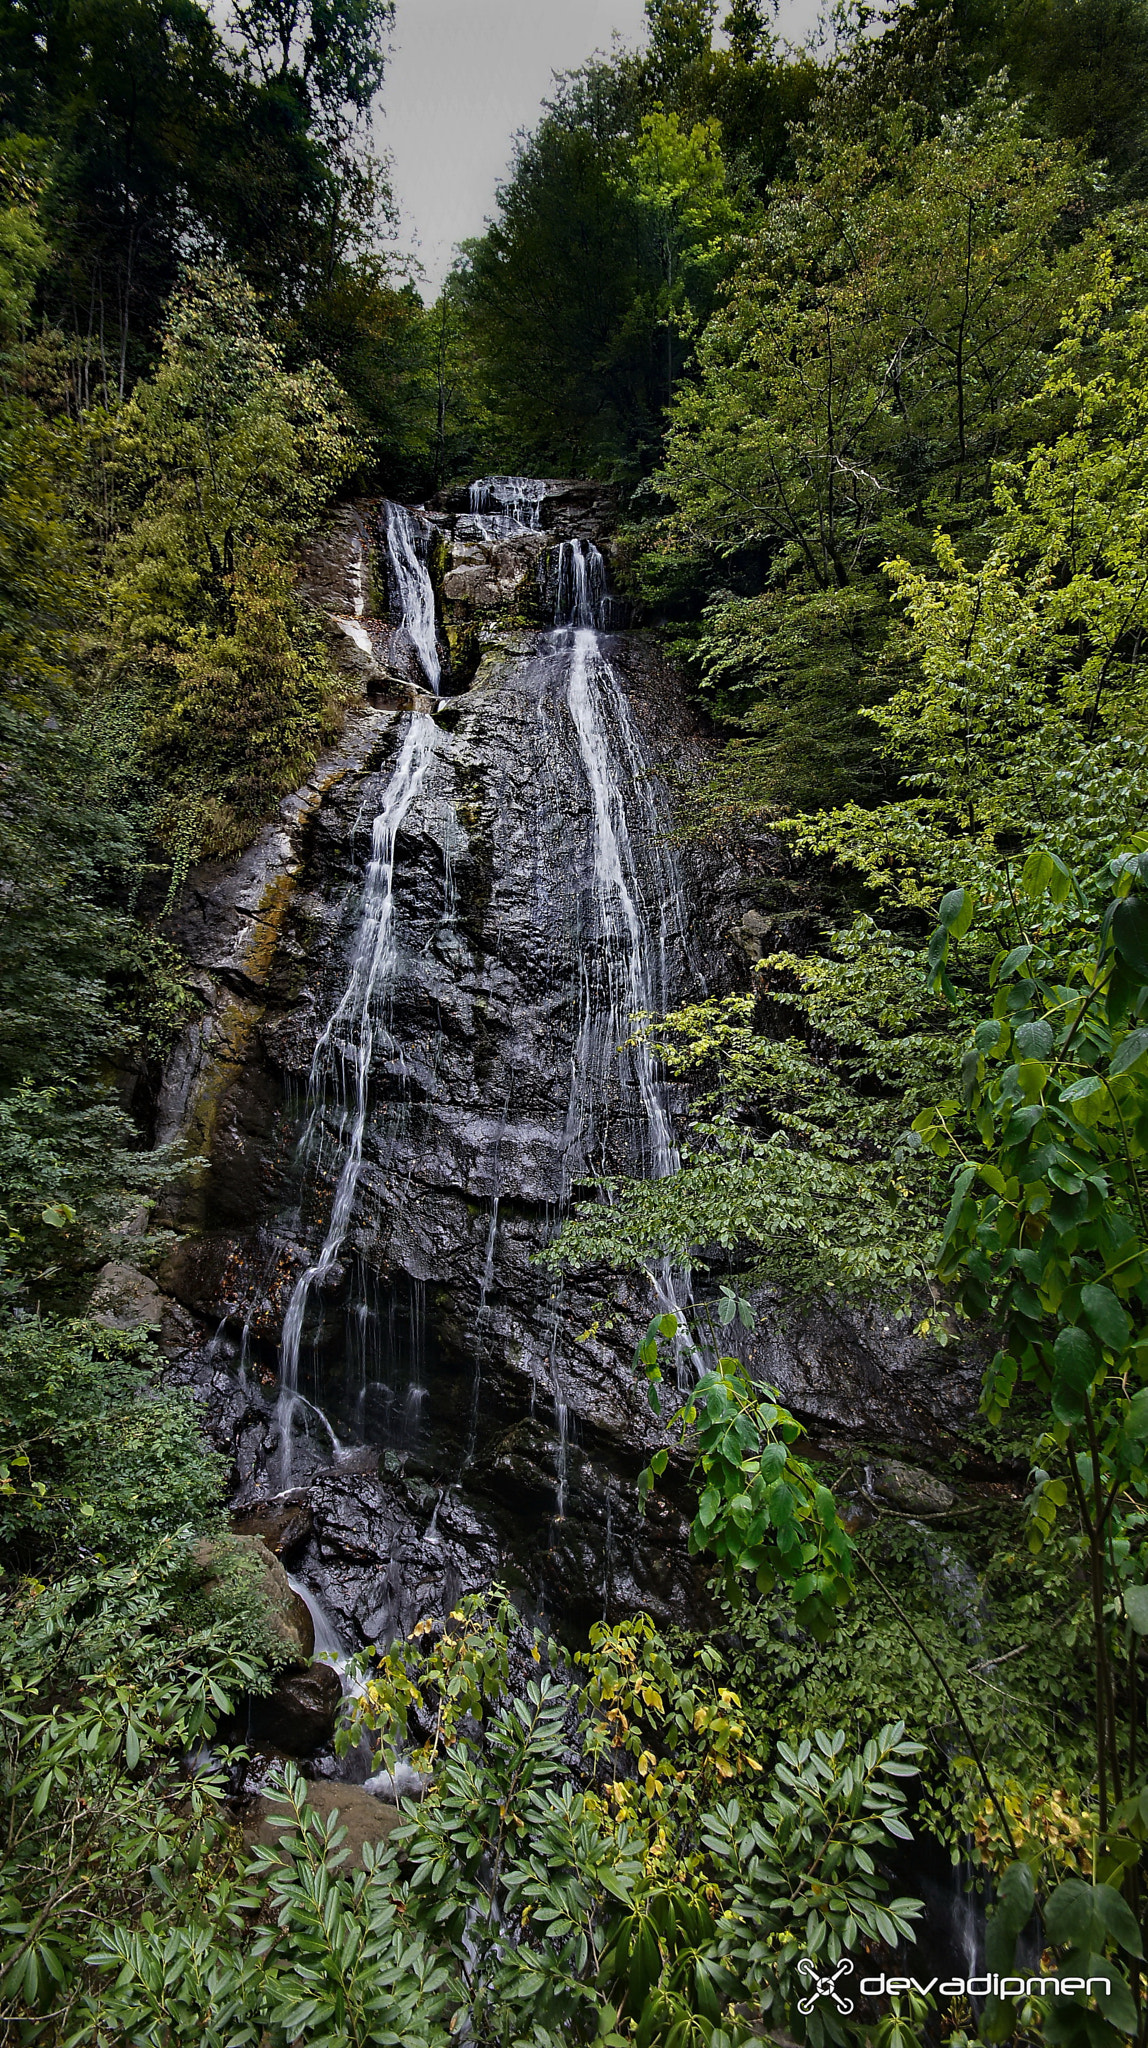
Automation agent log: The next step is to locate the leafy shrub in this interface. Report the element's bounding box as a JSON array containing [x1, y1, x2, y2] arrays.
[[0, 1316, 226, 1567], [0, 1552, 273, 2040], [146, 547, 353, 867]]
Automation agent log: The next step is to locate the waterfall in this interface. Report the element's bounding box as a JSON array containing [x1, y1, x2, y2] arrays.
[[565, 628, 680, 1179], [555, 539, 697, 1374], [383, 501, 441, 694], [275, 713, 437, 1480], [552, 541, 684, 1182], [555, 537, 610, 632], [468, 475, 547, 532]]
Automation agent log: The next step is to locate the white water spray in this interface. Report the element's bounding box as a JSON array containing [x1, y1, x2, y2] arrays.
[[275, 715, 437, 1480], [468, 475, 548, 533], [383, 502, 441, 693]]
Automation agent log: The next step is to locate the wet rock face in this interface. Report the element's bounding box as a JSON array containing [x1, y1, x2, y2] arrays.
[[251, 1661, 343, 1754], [160, 489, 981, 1652]]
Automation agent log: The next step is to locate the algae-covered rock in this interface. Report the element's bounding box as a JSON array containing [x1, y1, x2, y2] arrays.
[[90, 1260, 165, 1332], [193, 1533, 314, 1664]]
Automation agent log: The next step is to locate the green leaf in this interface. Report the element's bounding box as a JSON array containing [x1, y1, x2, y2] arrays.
[[1060, 1076, 1105, 1104], [1092, 1966, 1139, 2032], [1015, 1019, 1054, 1060], [1123, 1585, 1148, 1634], [1044, 1877, 1099, 1949], [1011, 1058, 1047, 1103], [1093, 1884, 1143, 1957], [1080, 1283, 1131, 1354], [1050, 1324, 1098, 1425], [997, 943, 1033, 981], [996, 1859, 1036, 1932], [939, 887, 974, 938], [1021, 848, 1056, 900], [1110, 1027, 1148, 1077], [1112, 895, 1148, 979], [40, 1203, 76, 1230]]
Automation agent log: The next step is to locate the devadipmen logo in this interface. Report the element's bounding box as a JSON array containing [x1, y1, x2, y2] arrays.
[[797, 1959, 1113, 2005], [797, 1959, 854, 2015]]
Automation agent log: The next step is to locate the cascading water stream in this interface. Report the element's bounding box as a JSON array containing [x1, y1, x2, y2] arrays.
[[468, 475, 547, 533], [555, 540, 684, 1180], [383, 501, 441, 693], [275, 714, 437, 1481], [554, 537, 697, 1373]]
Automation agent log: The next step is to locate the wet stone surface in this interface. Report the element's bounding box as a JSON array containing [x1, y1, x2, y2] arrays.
[[159, 494, 983, 1657]]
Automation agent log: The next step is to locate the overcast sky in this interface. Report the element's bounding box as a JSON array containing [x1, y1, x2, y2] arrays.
[[378, 0, 822, 298]]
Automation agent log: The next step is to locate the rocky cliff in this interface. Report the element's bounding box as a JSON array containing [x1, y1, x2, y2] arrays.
[[151, 484, 980, 1664]]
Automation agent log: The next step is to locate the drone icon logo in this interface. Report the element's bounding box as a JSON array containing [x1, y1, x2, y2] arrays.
[[797, 1957, 855, 2016]]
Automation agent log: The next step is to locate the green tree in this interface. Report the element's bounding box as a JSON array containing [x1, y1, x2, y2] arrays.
[[643, 96, 1093, 811], [626, 108, 742, 409], [105, 263, 353, 861], [227, 0, 391, 147]]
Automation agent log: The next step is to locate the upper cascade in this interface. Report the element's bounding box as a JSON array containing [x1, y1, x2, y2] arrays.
[[468, 475, 548, 533], [382, 500, 441, 694], [553, 537, 613, 632]]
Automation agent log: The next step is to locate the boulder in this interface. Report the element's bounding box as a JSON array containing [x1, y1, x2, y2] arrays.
[[866, 1457, 956, 1514], [90, 1260, 165, 1332], [247, 1779, 403, 1869], [251, 1662, 343, 1754], [230, 1494, 314, 1560], [193, 1534, 314, 1664]]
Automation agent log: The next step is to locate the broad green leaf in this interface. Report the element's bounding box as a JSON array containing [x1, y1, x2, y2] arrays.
[[1015, 1019, 1053, 1061], [1122, 1585, 1148, 1634], [1021, 849, 1056, 899], [1015, 1059, 1048, 1102], [1060, 1076, 1105, 1103], [1093, 1884, 1143, 1957], [1112, 895, 1148, 979], [995, 1859, 1036, 1933], [939, 886, 975, 938], [1080, 1283, 1131, 1354], [1044, 1877, 1098, 1949], [997, 943, 1033, 981], [1093, 1967, 1139, 2032], [1110, 1027, 1148, 1077], [1050, 1324, 1097, 1425]]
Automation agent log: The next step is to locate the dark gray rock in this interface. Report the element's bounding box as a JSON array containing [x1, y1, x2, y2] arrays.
[[231, 1492, 314, 1559], [89, 1260, 165, 1332], [158, 488, 980, 1654], [252, 1662, 343, 1754], [865, 1456, 958, 1514]]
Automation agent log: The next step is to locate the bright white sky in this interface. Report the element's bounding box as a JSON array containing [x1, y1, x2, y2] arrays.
[[378, 0, 822, 298]]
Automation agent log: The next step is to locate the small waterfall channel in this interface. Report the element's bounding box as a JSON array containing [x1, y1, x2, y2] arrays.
[[275, 710, 438, 1483], [384, 500, 441, 693], [468, 475, 547, 535], [556, 541, 684, 1187], [556, 539, 695, 1362]]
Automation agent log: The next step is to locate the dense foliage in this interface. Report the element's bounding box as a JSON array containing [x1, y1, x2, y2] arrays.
[[7, 0, 1148, 2039]]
